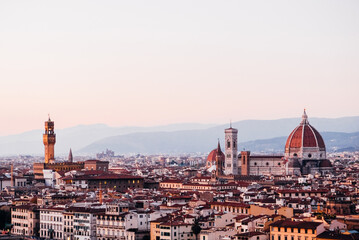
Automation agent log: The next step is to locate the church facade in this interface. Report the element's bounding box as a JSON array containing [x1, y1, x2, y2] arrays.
[[206, 110, 333, 176]]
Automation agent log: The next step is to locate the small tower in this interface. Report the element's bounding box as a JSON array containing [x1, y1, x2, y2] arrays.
[[68, 148, 73, 163], [224, 123, 238, 175], [240, 151, 251, 176], [10, 164, 14, 188], [43, 116, 56, 164], [215, 140, 224, 177]]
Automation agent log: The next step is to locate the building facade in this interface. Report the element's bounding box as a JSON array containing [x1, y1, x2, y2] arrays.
[[270, 220, 325, 240], [11, 205, 39, 237], [39, 207, 65, 240]]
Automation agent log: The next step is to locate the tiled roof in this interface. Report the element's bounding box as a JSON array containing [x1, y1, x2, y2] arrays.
[[270, 220, 322, 229]]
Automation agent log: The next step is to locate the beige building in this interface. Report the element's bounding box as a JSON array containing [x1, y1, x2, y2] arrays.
[[249, 205, 293, 218], [270, 220, 325, 240], [157, 221, 195, 240], [210, 202, 250, 215], [11, 204, 39, 237]]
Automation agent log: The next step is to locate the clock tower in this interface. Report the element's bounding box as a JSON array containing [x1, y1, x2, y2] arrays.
[[224, 124, 238, 175], [43, 116, 56, 164]]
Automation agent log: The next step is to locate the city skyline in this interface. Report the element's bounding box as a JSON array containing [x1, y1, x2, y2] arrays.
[[1, 0, 359, 135]]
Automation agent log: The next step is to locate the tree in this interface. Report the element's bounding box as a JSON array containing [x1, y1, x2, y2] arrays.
[[191, 217, 202, 240], [0, 209, 11, 230], [142, 235, 150, 240]]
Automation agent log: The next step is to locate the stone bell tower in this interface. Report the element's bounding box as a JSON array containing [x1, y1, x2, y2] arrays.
[[43, 116, 56, 164], [224, 123, 238, 175]]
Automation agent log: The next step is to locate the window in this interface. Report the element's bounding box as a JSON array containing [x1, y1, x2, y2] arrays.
[[227, 141, 230, 148]]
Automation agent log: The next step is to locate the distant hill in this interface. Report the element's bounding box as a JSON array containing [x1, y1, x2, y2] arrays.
[[0, 123, 216, 156], [79, 130, 359, 155], [1, 116, 359, 156]]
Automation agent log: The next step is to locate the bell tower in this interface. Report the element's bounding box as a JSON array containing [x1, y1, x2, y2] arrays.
[[224, 123, 238, 175], [43, 116, 56, 164]]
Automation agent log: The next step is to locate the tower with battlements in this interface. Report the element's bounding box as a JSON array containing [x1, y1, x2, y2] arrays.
[[43, 116, 56, 164]]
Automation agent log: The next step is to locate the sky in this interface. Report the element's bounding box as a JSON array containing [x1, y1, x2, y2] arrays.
[[0, 0, 358, 136]]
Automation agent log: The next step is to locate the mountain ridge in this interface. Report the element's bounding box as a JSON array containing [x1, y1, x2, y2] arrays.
[[1, 116, 359, 156]]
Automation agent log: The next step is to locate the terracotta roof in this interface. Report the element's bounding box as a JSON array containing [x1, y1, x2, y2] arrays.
[[209, 201, 249, 208], [270, 220, 322, 229], [319, 159, 333, 168], [62, 173, 143, 181]]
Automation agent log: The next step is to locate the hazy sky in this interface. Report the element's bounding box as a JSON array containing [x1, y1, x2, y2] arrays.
[[1, 0, 358, 136]]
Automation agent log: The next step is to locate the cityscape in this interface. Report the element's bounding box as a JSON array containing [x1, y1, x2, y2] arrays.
[[1, 1, 359, 240], [1, 112, 359, 240]]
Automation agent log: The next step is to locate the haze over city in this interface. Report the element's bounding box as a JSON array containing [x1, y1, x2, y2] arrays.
[[1, 0, 359, 136], [2, 1, 359, 240]]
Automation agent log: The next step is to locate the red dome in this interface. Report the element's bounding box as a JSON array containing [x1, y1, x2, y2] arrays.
[[207, 148, 225, 163], [285, 110, 325, 152]]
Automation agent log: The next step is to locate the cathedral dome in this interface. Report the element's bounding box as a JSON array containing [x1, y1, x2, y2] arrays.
[[285, 110, 326, 159], [206, 147, 225, 168]]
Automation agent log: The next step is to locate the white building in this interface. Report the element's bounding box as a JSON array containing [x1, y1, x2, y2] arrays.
[[39, 206, 65, 240], [69, 207, 105, 240], [63, 210, 74, 240], [158, 221, 195, 240]]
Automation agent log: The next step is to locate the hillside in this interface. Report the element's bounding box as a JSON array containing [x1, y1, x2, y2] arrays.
[[1, 116, 359, 156]]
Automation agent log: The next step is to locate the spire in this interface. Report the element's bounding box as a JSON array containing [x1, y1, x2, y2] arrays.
[[217, 139, 222, 154], [230, 120, 232, 128], [301, 109, 309, 125], [68, 148, 73, 162], [48, 113, 51, 121]]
